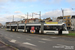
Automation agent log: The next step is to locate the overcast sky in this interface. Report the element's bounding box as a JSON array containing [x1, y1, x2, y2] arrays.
[[0, 0, 75, 25]]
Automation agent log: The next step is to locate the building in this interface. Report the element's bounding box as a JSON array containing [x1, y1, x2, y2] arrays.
[[6, 18, 40, 24], [63, 15, 71, 30], [0, 23, 3, 28], [52, 17, 57, 22], [23, 18, 40, 23], [57, 15, 71, 30], [43, 17, 52, 22], [6, 22, 10, 24], [57, 16, 63, 22], [71, 15, 75, 30]]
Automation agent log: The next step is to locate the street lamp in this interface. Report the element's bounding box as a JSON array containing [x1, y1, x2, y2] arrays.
[[33, 11, 41, 20]]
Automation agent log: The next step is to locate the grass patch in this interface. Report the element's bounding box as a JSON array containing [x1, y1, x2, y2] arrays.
[[68, 33, 75, 36], [62, 31, 75, 36], [69, 31, 75, 33], [67, 31, 75, 36]]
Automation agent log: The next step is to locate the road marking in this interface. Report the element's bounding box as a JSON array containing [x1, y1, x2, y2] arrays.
[[51, 37, 58, 38], [10, 39, 16, 43], [26, 38, 31, 40], [5, 34, 7, 36], [11, 36, 13, 37], [41, 38, 52, 41], [38, 41, 45, 43], [23, 42, 36, 46], [5, 34, 7, 35], [17, 37, 21, 38], [57, 44, 66, 46], [53, 44, 74, 49]]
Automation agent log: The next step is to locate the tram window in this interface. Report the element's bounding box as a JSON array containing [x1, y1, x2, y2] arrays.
[[44, 26, 59, 30], [62, 24, 67, 31], [7, 26, 10, 28], [18, 26, 24, 29]]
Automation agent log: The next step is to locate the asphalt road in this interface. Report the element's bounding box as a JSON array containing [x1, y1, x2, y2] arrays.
[[0, 29, 75, 50]]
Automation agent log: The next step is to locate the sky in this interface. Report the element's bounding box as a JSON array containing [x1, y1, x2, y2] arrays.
[[0, 0, 75, 25]]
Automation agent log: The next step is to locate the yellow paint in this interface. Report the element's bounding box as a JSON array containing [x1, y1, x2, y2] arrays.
[[32, 32, 34, 33], [45, 22, 58, 24], [13, 29, 14, 31]]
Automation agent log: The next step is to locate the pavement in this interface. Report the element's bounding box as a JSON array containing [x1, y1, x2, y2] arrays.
[[0, 28, 75, 50], [0, 32, 17, 50], [0, 41, 15, 50]]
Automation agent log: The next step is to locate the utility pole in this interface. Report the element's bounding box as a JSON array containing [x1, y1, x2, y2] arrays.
[[39, 11, 41, 21], [41, 21, 44, 34], [33, 11, 41, 20], [32, 13, 33, 19], [16, 23, 18, 32], [61, 8, 64, 21], [27, 12, 28, 23], [13, 15, 14, 22], [10, 22, 11, 31], [24, 14, 26, 32], [21, 16, 22, 20]]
